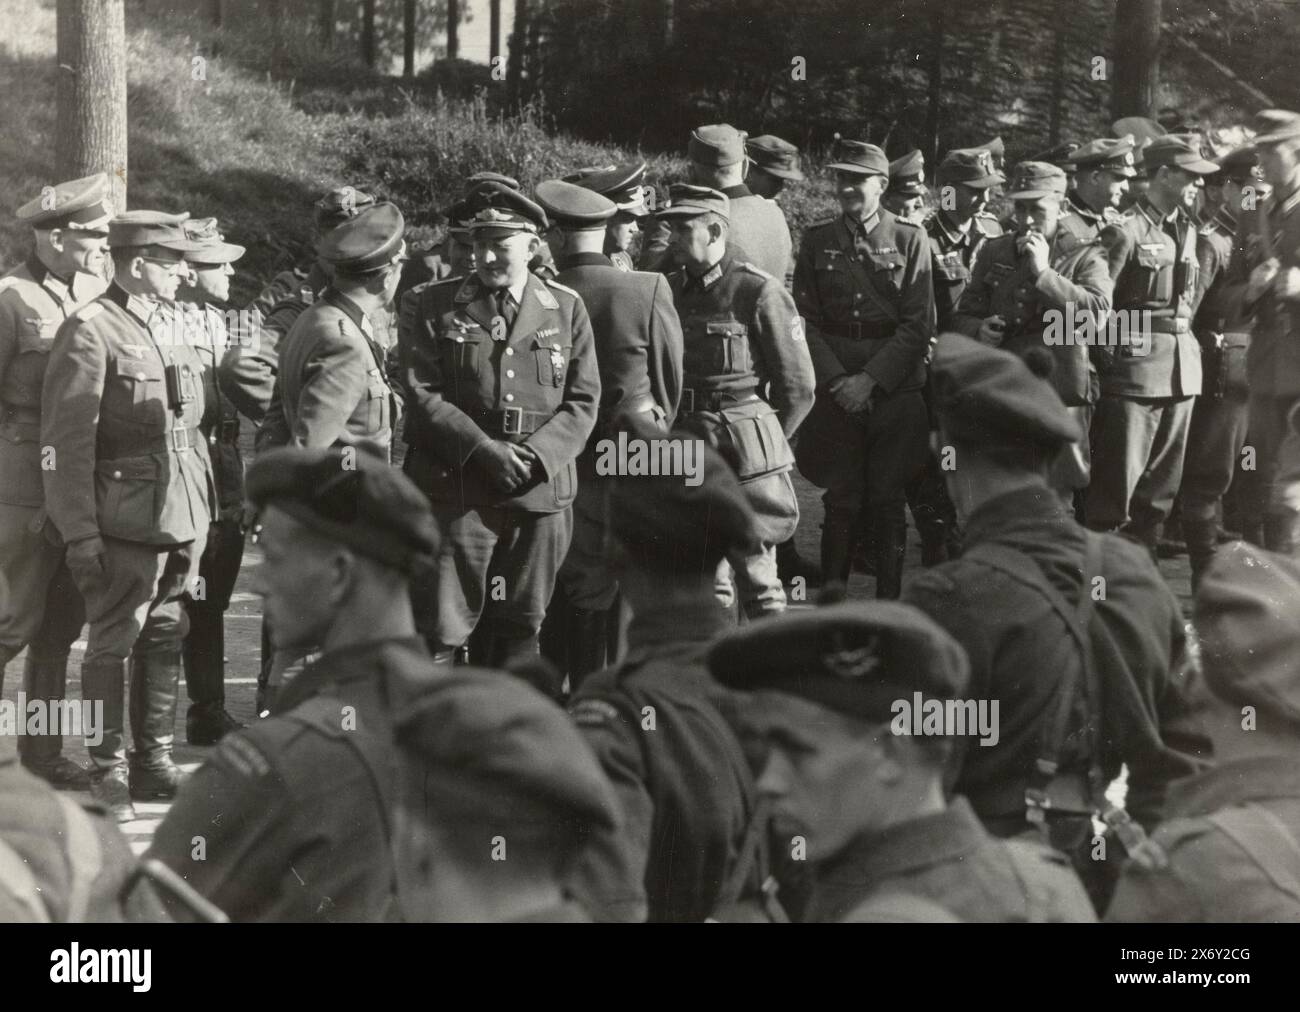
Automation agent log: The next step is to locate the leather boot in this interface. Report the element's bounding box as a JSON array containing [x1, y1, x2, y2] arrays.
[[81, 656, 135, 822], [539, 590, 571, 674], [184, 595, 242, 745], [128, 650, 188, 800], [820, 510, 857, 588], [569, 608, 609, 690], [872, 512, 907, 600], [18, 652, 92, 790], [1184, 515, 1220, 592], [1264, 513, 1300, 557], [776, 537, 824, 586]]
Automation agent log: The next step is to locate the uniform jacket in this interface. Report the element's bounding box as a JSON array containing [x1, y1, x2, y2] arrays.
[[179, 300, 244, 513], [815, 798, 1096, 922], [567, 600, 760, 923], [901, 483, 1209, 829], [925, 211, 1002, 329], [398, 271, 600, 513], [1193, 207, 1253, 400], [258, 288, 400, 459], [219, 287, 312, 426], [952, 219, 1113, 406], [720, 184, 794, 287], [147, 637, 438, 923], [0, 257, 105, 507], [1246, 184, 1300, 398], [41, 285, 216, 546], [1097, 199, 1205, 398], [1064, 193, 1123, 241], [250, 262, 320, 323], [794, 209, 936, 394], [1106, 755, 1300, 922]]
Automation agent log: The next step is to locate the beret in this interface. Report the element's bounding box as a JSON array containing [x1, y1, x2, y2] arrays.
[[888, 149, 926, 195], [656, 183, 729, 222], [16, 173, 114, 231], [1143, 135, 1219, 175], [931, 332, 1081, 449], [826, 137, 889, 177], [317, 201, 406, 274], [1071, 137, 1138, 177], [1006, 160, 1069, 200], [709, 599, 971, 723], [246, 445, 439, 575], [937, 147, 1004, 188], [1195, 541, 1300, 732], [182, 217, 246, 265], [108, 210, 207, 257], [465, 182, 548, 237], [689, 124, 747, 167], [314, 185, 377, 230], [567, 161, 650, 213], [746, 135, 805, 181], [533, 179, 616, 228], [393, 666, 620, 835]]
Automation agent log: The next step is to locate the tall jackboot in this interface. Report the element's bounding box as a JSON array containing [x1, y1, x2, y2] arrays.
[[872, 512, 908, 600], [776, 537, 823, 586], [128, 649, 188, 801], [568, 607, 609, 691], [184, 604, 243, 746], [81, 656, 135, 823], [539, 590, 571, 674], [1263, 513, 1300, 558], [1183, 515, 1220, 592], [18, 652, 91, 790], [820, 510, 858, 588]]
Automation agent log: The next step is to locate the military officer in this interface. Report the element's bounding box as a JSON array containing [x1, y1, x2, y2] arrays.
[[1182, 147, 1267, 584], [147, 446, 442, 922], [1066, 136, 1137, 239], [257, 201, 406, 459], [567, 161, 653, 272], [708, 599, 1096, 923], [41, 210, 217, 822], [1085, 135, 1218, 552], [744, 134, 806, 202], [929, 147, 1005, 329], [659, 184, 814, 617], [792, 138, 935, 598], [952, 161, 1113, 501], [532, 180, 683, 679], [0, 174, 111, 790], [882, 149, 927, 224], [398, 186, 599, 668], [175, 218, 247, 744]]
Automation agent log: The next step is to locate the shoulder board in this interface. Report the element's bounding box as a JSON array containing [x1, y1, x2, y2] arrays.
[[569, 697, 623, 729], [545, 278, 579, 298], [0, 277, 19, 292], [74, 302, 104, 322], [809, 217, 838, 230], [894, 217, 922, 228], [738, 261, 773, 279], [1151, 816, 1216, 853]]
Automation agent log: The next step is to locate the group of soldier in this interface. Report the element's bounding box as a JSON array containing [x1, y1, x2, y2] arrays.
[[3, 103, 1300, 922]]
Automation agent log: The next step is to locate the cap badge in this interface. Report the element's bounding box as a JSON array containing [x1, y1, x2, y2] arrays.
[[822, 631, 882, 679]]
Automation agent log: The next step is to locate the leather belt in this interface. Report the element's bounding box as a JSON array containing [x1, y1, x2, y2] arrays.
[[1147, 317, 1190, 335], [680, 386, 758, 414], [819, 321, 893, 341], [2, 406, 41, 425], [107, 425, 204, 456], [485, 406, 552, 436]]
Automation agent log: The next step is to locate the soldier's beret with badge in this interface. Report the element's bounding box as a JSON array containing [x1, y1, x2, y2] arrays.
[[888, 149, 927, 196], [689, 124, 747, 167], [826, 136, 889, 177], [182, 217, 246, 265], [1006, 160, 1069, 200], [937, 147, 1005, 188], [746, 135, 806, 181], [108, 210, 208, 260], [1071, 137, 1138, 178], [1249, 109, 1300, 148], [393, 666, 620, 836], [1142, 135, 1219, 175], [465, 183, 548, 238], [655, 183, 730, 222], [708, 600, 971, 723], [1195, 541, 1300, 732], [314, 185, 377, 230], [534, 179, 616, 229], [246, 444, 439, 576], [930, 332, 1081, 449], [567, 161, 651, 215], [16, 173, 114, 232], [317, 201, 406, 275]]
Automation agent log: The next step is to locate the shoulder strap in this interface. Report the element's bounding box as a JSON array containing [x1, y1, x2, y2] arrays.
[[0, 836, 50, 922], [54, 794, 104, 923], [1205, 804, 1300, 904]]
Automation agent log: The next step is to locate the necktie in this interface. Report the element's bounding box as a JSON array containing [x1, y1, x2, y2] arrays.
[[495, 289, 517, 333]]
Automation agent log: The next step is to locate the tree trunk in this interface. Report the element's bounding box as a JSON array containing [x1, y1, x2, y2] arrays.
[[924, 0, 944, 167], [1049, 0, 1067, 145], [209, 0, 223, 27], [507, 0, 527, 105], [448, 0, 460, 60], [403, 0, 416, 77], [361, 0, 376, 70], [57, 0, 128, 211], [1111, 0, 1161, 120], [661, 0, 673, 49], [318, 0, 335, 49], [490, 0, 501, 64]]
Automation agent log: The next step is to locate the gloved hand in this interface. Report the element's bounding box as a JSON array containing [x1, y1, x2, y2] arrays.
[[66, 535, 107, 589]]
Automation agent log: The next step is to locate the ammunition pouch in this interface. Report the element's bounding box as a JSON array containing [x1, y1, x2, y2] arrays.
[[715, 398, 794, 483]]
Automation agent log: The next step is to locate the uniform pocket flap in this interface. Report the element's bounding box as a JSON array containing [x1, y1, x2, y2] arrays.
[[96, 456, 159, 480], [719, 401, 794, 481]]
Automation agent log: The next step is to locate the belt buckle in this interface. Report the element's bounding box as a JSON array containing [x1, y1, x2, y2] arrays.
[[682, 388, 696, 413], [1175, 318, 1188, 333], [220, 419, 239, 442], [171, 426, 191, 452], [850, 322, 863, 340], [501, 405, 523, 435]]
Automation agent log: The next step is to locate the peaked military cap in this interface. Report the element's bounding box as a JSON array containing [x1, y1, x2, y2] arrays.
[[441, 196, 478, 237], [656, 183, 730, 221], [247, 444, 439, 574], [689, 124, 747, 167], [1143, 135, 1219, 175], [465, 170, 521, 192], [1214, 146, 1265, 184], [466, 183, 548, 237], [534, 179, 616, 229], [1006, 161, 1069, 200], [826, 136, 889, 177], [930, 332, 1081, 448], [746, 135, 805, 181], [708, 600, 971, 723], [1027, 141, 1081, 169], [1251, 109, 1300, 148], [317, 201, 406, 274], [937, 147, 1004, 187], [888, 149, 927, 196], [183, 217, 246, 265], [108, 210, 207, 259], [1071, 137, 1138, 177], [314, 185, 377, 230], [16, 173, 114, 232], [1112, 117, 1166, 146], [567, 161, 650, 214], [1195, 541, 1300, 731], [394, 666, 620, 833], [976, 136, 1006, 170]]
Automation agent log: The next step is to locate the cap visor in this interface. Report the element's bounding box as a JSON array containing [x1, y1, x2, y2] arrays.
[[189, 241, 246, 264], [759, 165, 805, 181], [825, 162, 881, 175], [655, 205, 708, 220], [1007, 188, 1062, 200]]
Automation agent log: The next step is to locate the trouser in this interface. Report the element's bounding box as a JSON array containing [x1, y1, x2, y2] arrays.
[[421, 504, 573, 665], [1086, 394, 1195, 548], [905, 450, 960, 566], [714, 543, 785, 617], [182, 517, 244, 711], [74, 534, 203, 770], [1248, 393, 1300, 553], [819, 389, 929, 598], [1181, 390, 1250, 581], [1050, 404, 1094, 504]]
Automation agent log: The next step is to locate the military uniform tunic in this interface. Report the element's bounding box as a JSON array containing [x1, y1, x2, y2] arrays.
[[1064, 192, 1123, 241], [925, 210, 1002, 330]]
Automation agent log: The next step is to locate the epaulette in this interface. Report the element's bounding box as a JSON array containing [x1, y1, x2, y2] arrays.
[[74, 302, 104, 322], [808, 216, 838, 230], [545, 278, 580, 298], [569, 697, 623, 729], [738, 261, 774, 279], [894, 216, 923, 228]]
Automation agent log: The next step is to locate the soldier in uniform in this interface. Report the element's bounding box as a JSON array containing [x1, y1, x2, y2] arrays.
[[41, 211, 217, 822], [902, 334, 1207, 912], [175, 218, 247, 744], [1085, 135, 1218, 553], [257, 202, 406, 459], [147, 446, 442, 922], [744, 134, 806, 202], [532, 180, 683, 679], [567, 161, 653, 272], [1066, 136, 1137, 239], [882, 149, 927, 225], [708, 599, 1097, 923], [952, 161, 1112, 502], [792, 138, 935, 598], [1107, 542, 1300, 922], [398, 186, 599, 668], [0, 174, 111, 790], [659, 184, 814, 617], [567, 429, 791, 923], [1181, 148, 1268, 584], [928, 147, 1005, 329]]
